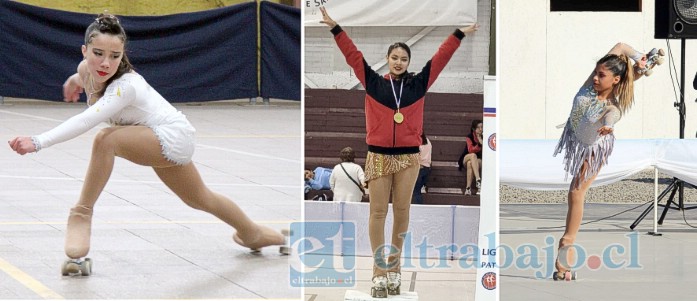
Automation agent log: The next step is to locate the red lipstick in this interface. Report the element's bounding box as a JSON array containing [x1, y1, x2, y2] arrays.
[[97, 71, 108, 77]]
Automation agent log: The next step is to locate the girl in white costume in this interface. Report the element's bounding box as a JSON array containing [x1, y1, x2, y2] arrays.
[[8, 14, 285, 272]]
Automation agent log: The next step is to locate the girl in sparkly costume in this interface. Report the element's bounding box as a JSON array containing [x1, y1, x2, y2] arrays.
[[552, 42, 650, 280], [319, 6, 479, 297]]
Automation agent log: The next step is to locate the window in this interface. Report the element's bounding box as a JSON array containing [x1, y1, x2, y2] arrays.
[[550, 0, 641, 12]]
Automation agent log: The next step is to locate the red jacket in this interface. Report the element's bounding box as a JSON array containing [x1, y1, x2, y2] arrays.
[[332, 25, 464, 155]]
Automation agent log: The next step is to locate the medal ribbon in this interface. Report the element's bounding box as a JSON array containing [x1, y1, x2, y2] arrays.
[[389, 75, 403, 112]]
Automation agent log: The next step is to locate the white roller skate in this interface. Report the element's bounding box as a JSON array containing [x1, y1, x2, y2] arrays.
[[371, 275, 388, 298], [233, 226, 291, 255], [387, 272, 401, 295], [61, 205, 93, 276], [552, 270, 577, 281], [553, 243, 577, 281], [637, 48, 665, 76]]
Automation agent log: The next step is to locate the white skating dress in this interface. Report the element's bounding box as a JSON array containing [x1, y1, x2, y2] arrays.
[[33, 72, 195, 165]]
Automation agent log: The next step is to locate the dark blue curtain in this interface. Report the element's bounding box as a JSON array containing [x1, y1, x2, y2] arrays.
[[0, 1, 258, 102], [260, 1, 300, 101]]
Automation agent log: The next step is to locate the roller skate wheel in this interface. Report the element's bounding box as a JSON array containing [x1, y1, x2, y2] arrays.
[[80, 258, 92, 276], [279, 246, 291, 255], [371, 287, 388, 298], [61, 260, 71, 276], [388, 286, 400, 295], [250, 248, 261, 253], [658, 49, 665, 56], [563, 271, 572, 281], [553, 271, 572, 281], [63, 260, 81, 275], [656, 57, 664, 65], [645, 69, 653, 76]]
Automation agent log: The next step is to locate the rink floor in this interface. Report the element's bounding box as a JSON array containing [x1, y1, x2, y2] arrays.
[[501, 203, 697, 301], [0, 98, 301, 299]]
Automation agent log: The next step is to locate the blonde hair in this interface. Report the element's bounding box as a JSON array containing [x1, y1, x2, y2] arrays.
[[597, 54, 634, 115]]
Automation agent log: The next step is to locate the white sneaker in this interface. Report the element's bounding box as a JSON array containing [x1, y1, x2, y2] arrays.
[[476, 179, 481, 189], [465, 188, 472, 195]]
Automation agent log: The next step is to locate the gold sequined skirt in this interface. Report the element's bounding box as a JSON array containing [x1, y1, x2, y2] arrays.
[[364, 152, 419, 183]]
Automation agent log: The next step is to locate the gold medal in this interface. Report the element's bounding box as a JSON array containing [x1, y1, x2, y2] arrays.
[[394, 112, 404, 123], [389, 75, 405, 124]]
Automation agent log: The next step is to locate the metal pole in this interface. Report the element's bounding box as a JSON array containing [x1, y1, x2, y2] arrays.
[[679, 38, 686, 209], [648, 166, 662, 236]]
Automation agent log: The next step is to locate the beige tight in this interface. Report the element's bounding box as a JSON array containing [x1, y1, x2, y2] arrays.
[[462, 153, 481, 188], [368, 164, 420, 277], [74, 126, 280, 247], [557, 160, 599, 271]]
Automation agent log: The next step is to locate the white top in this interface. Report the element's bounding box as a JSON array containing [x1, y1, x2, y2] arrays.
[[34, 73, 188, 149], [419, 138, 432, 167], [330, 162, 365, 202]]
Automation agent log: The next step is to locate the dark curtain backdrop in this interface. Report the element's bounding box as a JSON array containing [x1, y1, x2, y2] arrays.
[[0, 1, 298, 102], [260, 1, 300, 101]]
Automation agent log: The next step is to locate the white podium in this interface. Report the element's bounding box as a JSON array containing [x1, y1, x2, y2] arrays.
[[344, 290, 418, 300]]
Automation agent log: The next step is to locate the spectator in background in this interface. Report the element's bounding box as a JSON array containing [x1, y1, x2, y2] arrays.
[[330, 147, 365, 202], [304, 167, 332, 194], [458, 119, 482, 195], [412, 133, 431, 204]]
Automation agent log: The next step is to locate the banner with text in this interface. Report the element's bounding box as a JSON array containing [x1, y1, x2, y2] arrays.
[[304, 0, 476, 27]]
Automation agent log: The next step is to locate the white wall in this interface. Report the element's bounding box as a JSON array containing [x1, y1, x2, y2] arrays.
[[501, 1, 697, 140], [304, 0, 491, 94]]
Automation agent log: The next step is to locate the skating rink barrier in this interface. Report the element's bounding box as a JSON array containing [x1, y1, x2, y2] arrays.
[[500, 139, 697, 190], [304, 201, 480, 259]]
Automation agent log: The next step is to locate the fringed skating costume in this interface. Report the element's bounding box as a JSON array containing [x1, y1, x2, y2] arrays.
[[553, 85, 621, 188]]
